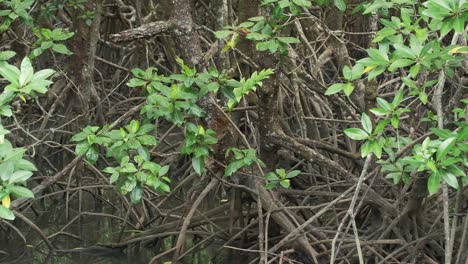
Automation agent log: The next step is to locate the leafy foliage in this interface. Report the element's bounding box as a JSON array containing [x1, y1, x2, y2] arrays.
[[224, 148, 265, 176], [0, 0, 34, 32], [215, 16, 301, 55], [71, 120, 162, 200], [326, 0, 467, 194], [103, 155, 170, 203], [0, 53, 54, 220], [31, 28, 75, 58], [265, 169, 301, 189], [180, 123, 218, 175]]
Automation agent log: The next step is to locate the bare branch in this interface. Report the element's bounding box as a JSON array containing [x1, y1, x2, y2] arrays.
[[110, 20, 175, 42]]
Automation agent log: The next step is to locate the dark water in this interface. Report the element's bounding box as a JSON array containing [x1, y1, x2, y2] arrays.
[[0, 196, 244, 264]]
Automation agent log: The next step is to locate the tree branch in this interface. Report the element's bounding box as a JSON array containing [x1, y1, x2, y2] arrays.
[[110, 20, 175, 42]]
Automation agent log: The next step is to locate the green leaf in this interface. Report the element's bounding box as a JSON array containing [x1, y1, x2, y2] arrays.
[[376, 98, 392, 112], [409, 64, 421, 77], [371, 140, 382, 158], [427, 173, 441, 194], [278, 0, 290, 8], [287, 170, 301, 178], [192, 156, 204, 175], [0, 161, 14, 181], [391, 115, 399, 128], [127, 120, 140, 134], [137, 135, 157, 146], [427, 160, 438, 173], [367, 66, 386, 80], [431, 128, 453, 139], [238, 22, 254, 28], [342, 83, 355, 96], [225, 161, 244, 177], [453, 16, 464, 33], [422, 5, 451, 19], [392, 89, 404, 108], [344, 128, 368, 140], [248, 16, 265, 22], [265, 172, 279, 181], [386, 172, 402, 184], [159, 165, 170, 176], [256, 40, 279, 53], [158, 182, 171, 192], [0, 206, 15, 220], [370, 108, 389, 116], [360, 141, 371, 158], [0, 51, 16, 61], [246, 32, 269, 41], [9, 170, 33, 183], [9, 186, 34, 198], [361, 113, 372, 134], [109, 173, 119, 183], [75, 141, 90, 155], [440, 157, 460, 166], [130, 186, 142, 204], [441, 171, 458, 189], [436, 137, 456, 161], [292, 0, 311, 7], [0, 62, 20, 85], [367, 48, 389, 63], [279, 179, 290, 188], [393, 44, 416, 59], [374, 120, 388, 134], [214, 30, 233, 39], [325, 83, 346, 95], [388, 58, 414, 72], [19, 57, 33, 86], [419, 91, 428, 104], [85, 146, 99, 164], [32, 69, 55, 81], [51, 44, 73, 55], [15, 159, 37, 171], [334, 0, 346, 11], [342, 66, 352, 80]]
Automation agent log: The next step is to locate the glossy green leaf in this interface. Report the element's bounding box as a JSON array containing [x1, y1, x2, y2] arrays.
[[279, 179, 290, 188], [436, 137, 456, 161], [361, 113, 372, 134], [9, 170, 33, 183], [52, 44, 73, 55], [0, 51, 16, 61], [265, 172, 279, 181], [0, 161, 14, 181], [130, 186, 143, 204], [344, 128, 368, 140], [334, 0, 346, 11], [389, 59, 414, 71], [441, 171, 459, 189], [427, 172, 441, 194], [215, 30, 233, 39], [0, 62, 20, 85], [287, 170, 301, 178], [0, 206, 14, 220], [325, 83, 345, 95], [292, 0, 311, 7], [75, 141, 91, 156], [192, 156, 204, 175], [9, 186, 34, 198], [342, 83, 355, 96], [19, 57, 33, 86]]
